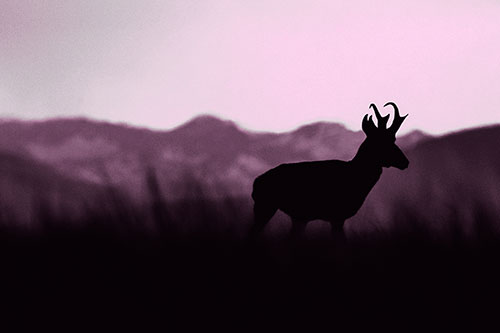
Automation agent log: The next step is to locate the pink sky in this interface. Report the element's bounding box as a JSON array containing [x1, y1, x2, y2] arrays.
[[1, 0, 500, 134]]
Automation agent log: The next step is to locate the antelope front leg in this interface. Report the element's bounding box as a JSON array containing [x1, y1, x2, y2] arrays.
[[330, 220, 346, 244]]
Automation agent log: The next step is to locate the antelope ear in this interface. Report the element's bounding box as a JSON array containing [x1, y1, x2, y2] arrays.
[[362, 114, 377, 137]]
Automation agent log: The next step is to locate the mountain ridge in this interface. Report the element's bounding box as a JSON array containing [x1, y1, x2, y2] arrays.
[[0, 114, 434, 198], [0, 114, 432, 199]]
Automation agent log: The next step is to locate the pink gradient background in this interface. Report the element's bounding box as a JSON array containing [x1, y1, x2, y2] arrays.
[[1, 0, 499, 134]]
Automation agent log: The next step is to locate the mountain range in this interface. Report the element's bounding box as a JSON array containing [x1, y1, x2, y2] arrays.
[[1, 114, 499, 233], [0, 115, 428, 199]]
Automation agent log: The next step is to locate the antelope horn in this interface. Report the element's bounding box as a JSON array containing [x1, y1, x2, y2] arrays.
[[369, 103, 390, 129], [362, 114, 377, 136], [384, 102, 408, 134]]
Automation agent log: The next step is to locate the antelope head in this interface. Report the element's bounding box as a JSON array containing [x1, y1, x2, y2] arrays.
[[361, 102, 409, 170]]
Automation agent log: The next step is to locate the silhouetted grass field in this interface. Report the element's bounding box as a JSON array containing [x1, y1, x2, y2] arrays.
[[1, 173, 500, 330]]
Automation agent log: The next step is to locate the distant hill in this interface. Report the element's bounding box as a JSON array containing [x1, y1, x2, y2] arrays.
[[350, 125, 500, 237], [0, 115, 430, 198]]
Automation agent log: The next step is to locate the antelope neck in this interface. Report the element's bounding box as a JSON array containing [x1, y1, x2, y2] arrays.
[[350, 141, 383, 177]]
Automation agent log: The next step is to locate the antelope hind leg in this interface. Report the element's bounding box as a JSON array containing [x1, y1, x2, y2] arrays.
[[290, 218, 307, 241], [247, 202, 277, 241]]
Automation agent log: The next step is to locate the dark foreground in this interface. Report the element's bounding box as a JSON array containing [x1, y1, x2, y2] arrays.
[[1, 220, 500, 332], [0, 181, 498, 331]]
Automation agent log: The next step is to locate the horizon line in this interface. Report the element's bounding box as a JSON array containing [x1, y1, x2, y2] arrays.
[[0, 112, 497, 137]]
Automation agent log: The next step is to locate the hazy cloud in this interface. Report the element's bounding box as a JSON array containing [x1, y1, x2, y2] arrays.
[[1, 0, 499, 134]]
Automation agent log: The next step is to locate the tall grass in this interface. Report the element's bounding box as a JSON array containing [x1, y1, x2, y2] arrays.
[[1, 170, 500, 330]]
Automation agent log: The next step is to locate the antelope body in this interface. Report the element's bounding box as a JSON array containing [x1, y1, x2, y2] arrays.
[[249, 102, 409, 239]]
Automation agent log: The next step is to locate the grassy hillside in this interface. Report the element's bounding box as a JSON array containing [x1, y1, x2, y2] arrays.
[[1, 170, 499, 330], [0, 124, 498, 329]]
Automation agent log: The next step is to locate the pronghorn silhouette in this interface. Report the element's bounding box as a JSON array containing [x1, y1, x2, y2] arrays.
[[249, 102, 408, 240]]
